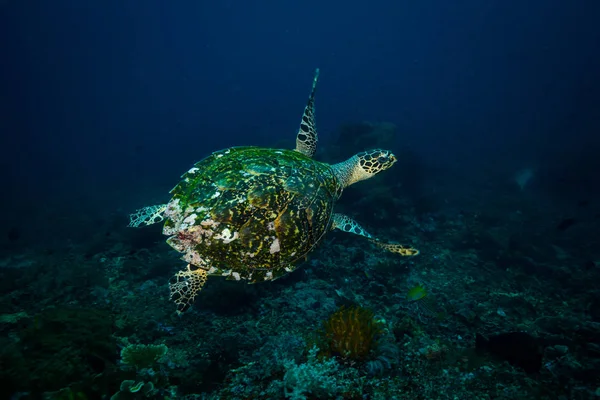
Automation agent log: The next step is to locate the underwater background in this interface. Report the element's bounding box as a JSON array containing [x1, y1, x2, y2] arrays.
[[1, 0, 600, 399]]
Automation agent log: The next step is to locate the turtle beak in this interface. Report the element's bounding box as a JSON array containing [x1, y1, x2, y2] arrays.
[[376, 151, 396, 170], [389, 152, 397, 164], [384, 152, 397, 166]]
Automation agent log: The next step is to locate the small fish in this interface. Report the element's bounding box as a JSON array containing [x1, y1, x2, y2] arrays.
[[476, 332, 543, 373], [407, 284, 438, 316], [407, 284, 428, 302]]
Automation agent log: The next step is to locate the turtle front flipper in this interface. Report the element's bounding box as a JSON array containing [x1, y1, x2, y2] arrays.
[[370, 241, 420, 256], [169, 264, 209, 314], [331, 213, 419, 256], [128, 204, 168, 227], [294, 68, 320, 158]]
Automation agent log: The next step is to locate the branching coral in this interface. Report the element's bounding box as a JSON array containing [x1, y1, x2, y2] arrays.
[[321, 305, 384, 361]]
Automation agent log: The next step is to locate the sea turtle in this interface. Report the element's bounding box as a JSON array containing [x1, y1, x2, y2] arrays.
[[129, 69, 419, 313]]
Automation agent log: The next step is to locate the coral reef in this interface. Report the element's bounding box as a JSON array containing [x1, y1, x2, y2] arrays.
[[1, 122, 599, 399]]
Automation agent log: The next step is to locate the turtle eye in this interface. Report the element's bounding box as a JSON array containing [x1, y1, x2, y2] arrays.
[[378, 156, 388, 164]]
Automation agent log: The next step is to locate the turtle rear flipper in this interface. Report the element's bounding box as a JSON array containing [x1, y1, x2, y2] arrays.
[[169, 264, 208, 314], [331, 213, 419, 256], [295, 68, 320, 157], [128, 204, 168, 227]]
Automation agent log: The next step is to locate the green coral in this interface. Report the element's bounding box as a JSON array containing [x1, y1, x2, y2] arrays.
[[120, 344, 168, 369], [110, 380, 156, 400], [0, 311, 29, 324]]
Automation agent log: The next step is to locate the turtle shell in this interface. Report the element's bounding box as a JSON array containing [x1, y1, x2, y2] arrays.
[[162, 146, 341, 283]]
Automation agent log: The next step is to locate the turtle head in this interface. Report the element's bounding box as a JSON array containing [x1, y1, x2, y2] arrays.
[[332, 149, 397, 188], [357, 149, 397, 174]]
